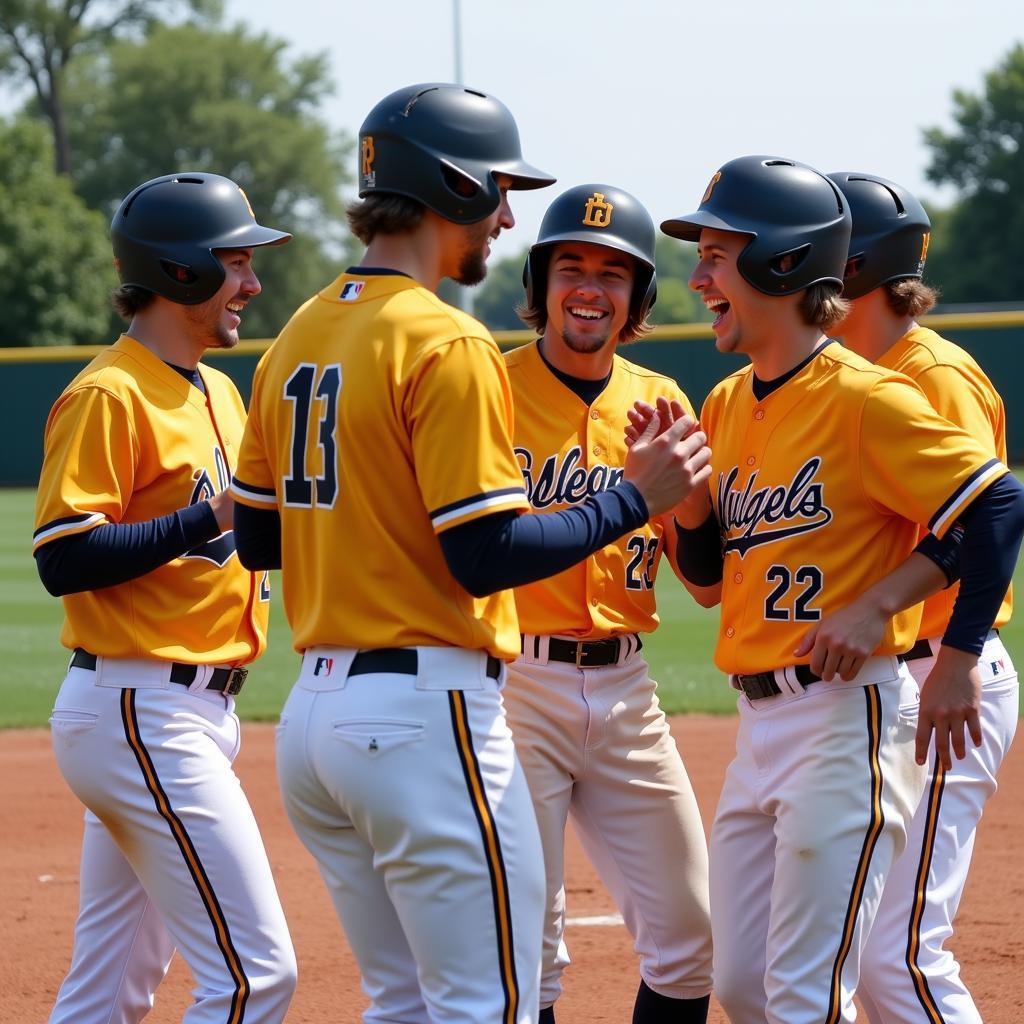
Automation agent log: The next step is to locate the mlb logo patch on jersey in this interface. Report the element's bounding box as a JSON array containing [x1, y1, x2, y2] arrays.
[[340, 281, 365, 301]]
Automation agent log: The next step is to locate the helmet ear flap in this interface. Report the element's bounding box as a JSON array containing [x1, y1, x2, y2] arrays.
[[636, 270, 657, 321], [522, 248, 547, 312]]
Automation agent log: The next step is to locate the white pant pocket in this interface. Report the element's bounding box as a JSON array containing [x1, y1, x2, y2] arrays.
[[332, 718, 425, 759], [50, 708, 100, 748]]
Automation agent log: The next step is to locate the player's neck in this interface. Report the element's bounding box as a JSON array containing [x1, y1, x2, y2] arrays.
[[539, 332, 616, 380], [361, 223, 449, 293], [839, 296, 916, 363], [748, 322, 827, 382], [125, 311, 205, 370]]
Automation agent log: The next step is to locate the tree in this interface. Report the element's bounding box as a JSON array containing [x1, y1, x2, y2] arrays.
[[0, 117, 115, 346], [0, 0, 216, 175], [55, 21, 354, 338], [648, 236, 710, 326], [923, 43, 1024, 302], [472, 248, 530, 331]]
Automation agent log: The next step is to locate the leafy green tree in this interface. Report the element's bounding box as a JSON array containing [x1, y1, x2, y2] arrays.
[[472, 248, 530, 331], [649, 235, 710, 326], [56, 21, 354, 338], [0, 0, 216, 175], [923, 43, 1024, 302], [0, 117, 115, 346]]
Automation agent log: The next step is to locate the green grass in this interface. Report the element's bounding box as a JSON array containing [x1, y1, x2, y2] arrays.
[[5, 485, 1023, 727]]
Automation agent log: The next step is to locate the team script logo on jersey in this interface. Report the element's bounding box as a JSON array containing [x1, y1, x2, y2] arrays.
[[717, 457, 833, 557], [361, 135, 376, 188], [582, 192, 614, 228], [516, 445, 623, 509], [184, 447, 236, 567]]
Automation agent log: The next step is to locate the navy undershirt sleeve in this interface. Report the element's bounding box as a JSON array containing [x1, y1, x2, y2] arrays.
[[673, 511, 725, 586], [439, 484, 649, 597], [943, 474, 1024, 654], [234, 502, 283, 570], [34, 502, 221, 596]]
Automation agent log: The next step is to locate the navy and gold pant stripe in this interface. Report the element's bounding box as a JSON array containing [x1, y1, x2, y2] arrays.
[[448, 691, 519, 1024], [826, 684, 885, 1024], [119, 688, 250, 1023], [905, 757, 949, 1023]]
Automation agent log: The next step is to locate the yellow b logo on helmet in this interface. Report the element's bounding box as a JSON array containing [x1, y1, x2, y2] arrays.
[[582, 192, 614, 228]]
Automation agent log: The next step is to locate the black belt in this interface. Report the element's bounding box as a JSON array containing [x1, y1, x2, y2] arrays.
[[904, 638, 933, 662], [733, 664, 821, 701], [70, 649, 249, 696], [523, 634, 642, 668], [348, 648, 502, 680]]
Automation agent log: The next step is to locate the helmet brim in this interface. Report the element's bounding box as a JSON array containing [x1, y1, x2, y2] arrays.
[[531, 231, 654, 270], [660, 209, 754, 243], [495, 159, 557, 191], [210, 223, 293, 250]]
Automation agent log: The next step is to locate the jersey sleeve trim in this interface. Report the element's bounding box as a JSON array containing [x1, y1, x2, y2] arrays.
[[231, 477, 279, 508], [32, 511, 107, 552], [430, 487, 528, 530], [929, 458, 1007, 536]]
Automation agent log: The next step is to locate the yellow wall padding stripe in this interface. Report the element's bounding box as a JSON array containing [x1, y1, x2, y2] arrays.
[[905, 758, 949, 1022], [827, 685, 885, 1023], [119, 688, 250, 1023], [448, 691, 519, 1024]]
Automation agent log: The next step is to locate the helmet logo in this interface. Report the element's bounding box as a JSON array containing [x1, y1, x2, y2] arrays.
[[582, 191, 614, 228], [918, 231, 930, 271], [238, 187, 256, 220], [361, 136, 376, 188], [702, 171, 722, 205]]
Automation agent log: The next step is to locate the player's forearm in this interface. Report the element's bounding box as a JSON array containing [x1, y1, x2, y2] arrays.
[[234, 501, 283, 570], [850, 552, 948, 622], [943, 474, 1024, 654], [33, 503, 221, 596], [438, 484, 648, 597]]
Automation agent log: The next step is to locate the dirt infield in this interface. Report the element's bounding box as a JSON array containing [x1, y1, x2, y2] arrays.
[[3, 715, 1022, 1023]]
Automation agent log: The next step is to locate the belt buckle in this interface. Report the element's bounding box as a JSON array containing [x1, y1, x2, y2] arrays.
[[223, 667, 248, 696], [574, 641, 586, 669]]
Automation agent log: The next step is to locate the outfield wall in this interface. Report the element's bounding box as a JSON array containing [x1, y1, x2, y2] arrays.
[[2, 312, 1021, 486]]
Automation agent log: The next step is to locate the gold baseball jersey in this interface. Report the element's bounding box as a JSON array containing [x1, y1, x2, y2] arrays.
[[33, 335, 268, 664], [702, 343, 1008, 675], [232, 272, 529, 658], [505, 341, 692, 638], [877, 325, 1012, 637]]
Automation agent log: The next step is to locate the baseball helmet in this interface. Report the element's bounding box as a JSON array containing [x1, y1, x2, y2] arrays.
[[111, 172, 291, 305], [827, 172, 931, 300], [357, 83, 555, 224], [661, 155, 851, 295], [523, 184, 658, 319]]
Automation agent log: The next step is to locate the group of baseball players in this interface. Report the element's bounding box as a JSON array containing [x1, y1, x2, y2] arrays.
[[32, 80, 1022, 1024]]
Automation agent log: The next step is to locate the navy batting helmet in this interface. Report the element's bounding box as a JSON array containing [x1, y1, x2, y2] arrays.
[[111, 172, 291, 305], [357, 83, 555, 224], [523, 184, 658, 320], [661, 156, 851, 295], [827, 172, 931, 300]]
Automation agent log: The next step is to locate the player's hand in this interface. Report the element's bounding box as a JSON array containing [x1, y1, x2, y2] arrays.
[[623, 410, 712, 518], [625, 397, 692, 447], [916, 645, 983, 770], [793, 599, 887, 682], [208, 489, 235, 533]]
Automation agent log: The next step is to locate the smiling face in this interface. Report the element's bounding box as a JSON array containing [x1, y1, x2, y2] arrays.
[[453, 173, 515, 286], [184, 248, 261, 350], [688, 228, 786, 356], [543, 241, 635, 361]]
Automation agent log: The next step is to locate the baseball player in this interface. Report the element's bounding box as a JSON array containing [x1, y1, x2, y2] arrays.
[[33, 173, 296, 1023], [654, 155, 1024, 1023], [230, 84, 711, 1024], [822, 171, 1017, 1024], [502, 183, 713, 1024]]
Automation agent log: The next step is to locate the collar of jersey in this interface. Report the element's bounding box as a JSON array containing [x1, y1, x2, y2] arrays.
[[751, 338, 837, 401], [113, 335, 210, 409]]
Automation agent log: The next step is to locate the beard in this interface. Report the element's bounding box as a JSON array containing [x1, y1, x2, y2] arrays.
[[184, 295, 240, 350], [560, 320, 615, 355], [452, 220, 492, 286]]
